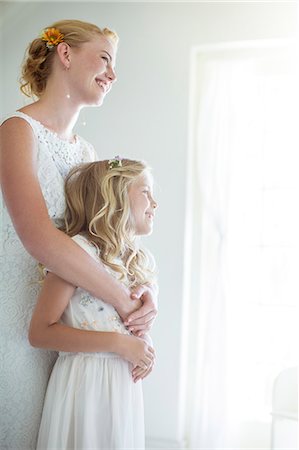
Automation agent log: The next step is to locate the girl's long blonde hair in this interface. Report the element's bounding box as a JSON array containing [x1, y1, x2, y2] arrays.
[[62, 159, 156, 287]]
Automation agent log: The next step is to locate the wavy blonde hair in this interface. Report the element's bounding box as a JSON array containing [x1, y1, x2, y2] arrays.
[[20, 19, 118, 98], [62, 159, 156, 287]]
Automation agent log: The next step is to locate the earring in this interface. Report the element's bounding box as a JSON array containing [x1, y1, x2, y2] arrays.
[[63, 63, 70, 99]]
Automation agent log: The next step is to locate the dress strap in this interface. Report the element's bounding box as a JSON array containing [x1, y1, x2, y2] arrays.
[[0, 111, 40, 136]]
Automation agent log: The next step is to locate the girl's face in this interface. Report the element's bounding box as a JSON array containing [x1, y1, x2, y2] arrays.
[[128, 171, 157, 236], [67, 36, 117, 107]]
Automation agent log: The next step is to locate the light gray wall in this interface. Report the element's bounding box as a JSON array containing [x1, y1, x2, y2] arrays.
[[1, 1, 297, 446]]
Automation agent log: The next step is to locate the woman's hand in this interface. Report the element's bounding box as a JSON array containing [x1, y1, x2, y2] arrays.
[[117, 334, 155, 370], [124, 285, 158, 336], [114, 295, 142, 322]]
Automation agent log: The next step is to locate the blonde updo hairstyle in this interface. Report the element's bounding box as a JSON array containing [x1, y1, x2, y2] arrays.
[[20, 19, 118, 98], [62, 159, 155, 287]]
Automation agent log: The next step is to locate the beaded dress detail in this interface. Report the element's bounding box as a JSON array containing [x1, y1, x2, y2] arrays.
[[0, 111, 96, 450]]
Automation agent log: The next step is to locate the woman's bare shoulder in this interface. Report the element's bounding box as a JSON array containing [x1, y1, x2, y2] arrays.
[[0, 115, 36, 153], [1, 113, 34, 133]]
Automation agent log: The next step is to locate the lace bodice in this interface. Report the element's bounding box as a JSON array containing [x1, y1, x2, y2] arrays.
[[1, 111, 96, 226]]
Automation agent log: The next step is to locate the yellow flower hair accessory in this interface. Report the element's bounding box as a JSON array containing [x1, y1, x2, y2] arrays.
[[41, 28, 64, 49]]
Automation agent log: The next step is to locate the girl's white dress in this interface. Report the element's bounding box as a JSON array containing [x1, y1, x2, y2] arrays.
[[37, 234, 144, 450], [0, 112, 96, 449]]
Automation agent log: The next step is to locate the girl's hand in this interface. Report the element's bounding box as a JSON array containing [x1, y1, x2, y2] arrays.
[[125, 285, 158, 336], [132, 360, 154, 383], [132, 334, 155, 383], [117, 334, 155, 370]]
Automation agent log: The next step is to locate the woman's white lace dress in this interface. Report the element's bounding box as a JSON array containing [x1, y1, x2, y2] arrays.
[[37, 234, 144, 450], [0, 111, 96, 450]]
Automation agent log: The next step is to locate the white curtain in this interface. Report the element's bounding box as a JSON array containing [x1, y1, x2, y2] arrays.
[[185, 42, 298, 449]]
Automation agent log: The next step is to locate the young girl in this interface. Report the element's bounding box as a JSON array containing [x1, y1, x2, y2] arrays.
[[29, 158, 158, 449]]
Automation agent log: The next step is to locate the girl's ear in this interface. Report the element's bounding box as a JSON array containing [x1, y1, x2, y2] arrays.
[[56, 42, 71, 69]]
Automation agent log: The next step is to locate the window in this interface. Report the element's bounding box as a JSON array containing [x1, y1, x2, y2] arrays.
[[184, 40, 298, 449]]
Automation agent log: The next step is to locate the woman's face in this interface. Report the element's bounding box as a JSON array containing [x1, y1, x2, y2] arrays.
[[67, 36, 117, 107]]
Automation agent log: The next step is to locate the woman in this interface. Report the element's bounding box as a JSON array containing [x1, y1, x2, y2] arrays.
[[0, 20, 157, 449]]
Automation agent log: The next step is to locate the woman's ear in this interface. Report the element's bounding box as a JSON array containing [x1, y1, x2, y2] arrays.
[[56, 42, 71, 69]]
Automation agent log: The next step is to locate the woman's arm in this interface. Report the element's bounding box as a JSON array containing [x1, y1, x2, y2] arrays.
[[0, 118, 142, 319], [29, 272, 155, 370]]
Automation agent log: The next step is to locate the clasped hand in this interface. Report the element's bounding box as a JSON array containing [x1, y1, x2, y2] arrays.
[[124, 284, 158, 337], [119, 333, 155, 383]]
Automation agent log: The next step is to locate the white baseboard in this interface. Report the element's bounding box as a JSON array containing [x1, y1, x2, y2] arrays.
[[146, 437, 187, 449]]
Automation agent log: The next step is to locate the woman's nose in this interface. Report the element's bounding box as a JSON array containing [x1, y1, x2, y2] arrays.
[[106, 66, 117, 83]]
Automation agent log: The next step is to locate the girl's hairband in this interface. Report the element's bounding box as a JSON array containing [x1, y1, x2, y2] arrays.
[[108, 156, 123, 170]]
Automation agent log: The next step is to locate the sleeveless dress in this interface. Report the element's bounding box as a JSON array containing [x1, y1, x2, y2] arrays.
[[37, 234, 144, 450], [0, 111, 96, 450]]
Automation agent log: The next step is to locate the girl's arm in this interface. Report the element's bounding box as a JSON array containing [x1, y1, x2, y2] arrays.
[[0, 118, 156, 324], [29, 271, 155, 370]]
